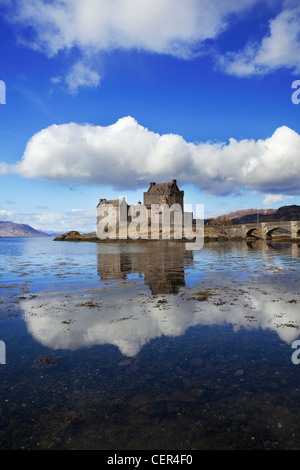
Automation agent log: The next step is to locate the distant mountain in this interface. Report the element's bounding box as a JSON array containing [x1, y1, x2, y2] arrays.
[[225, 208, 276, 220], [0, 221, 49, 237], [231, 208, 276, 224], [270, 205, 300, 221], [206, 208, 275, 224], [208, 205, 300, 224], [43, 230, 61, 236]]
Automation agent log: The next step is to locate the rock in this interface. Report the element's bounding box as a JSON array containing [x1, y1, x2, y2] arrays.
[[54, 231, 99, 242], [118, 359, 131, 367], [191, 357, 203, 367], [129, 394, 149, 410], [54, 231, 86, 241], [169, 391, 197, 403]]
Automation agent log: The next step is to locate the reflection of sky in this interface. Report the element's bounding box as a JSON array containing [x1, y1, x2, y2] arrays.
[[2, 238, 299, 357], [21, 274, 300, 357]]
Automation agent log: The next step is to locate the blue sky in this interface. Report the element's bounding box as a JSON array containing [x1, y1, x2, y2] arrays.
[[0, 0, 300, 233]]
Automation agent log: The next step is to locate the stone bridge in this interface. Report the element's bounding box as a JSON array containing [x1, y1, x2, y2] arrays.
[[214, 221, 300, 240]]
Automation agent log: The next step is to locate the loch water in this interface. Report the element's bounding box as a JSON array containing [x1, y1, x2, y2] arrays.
[[0, 236, 300, 450]]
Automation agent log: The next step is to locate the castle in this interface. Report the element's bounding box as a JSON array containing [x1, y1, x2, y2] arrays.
[[97, 179, 193, 239]]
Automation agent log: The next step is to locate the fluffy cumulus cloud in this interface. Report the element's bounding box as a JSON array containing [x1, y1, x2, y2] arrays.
[[3, 116, 300, 196], [220, 4, 300, 76]]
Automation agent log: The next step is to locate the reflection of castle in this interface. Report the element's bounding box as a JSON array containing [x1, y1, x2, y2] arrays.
[[97, 247, 193, 294]]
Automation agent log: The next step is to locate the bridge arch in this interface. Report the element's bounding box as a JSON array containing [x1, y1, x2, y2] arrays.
[[215, 221, 300, 240], [265, 227, 292, 240], [246, 227, 262, 238]]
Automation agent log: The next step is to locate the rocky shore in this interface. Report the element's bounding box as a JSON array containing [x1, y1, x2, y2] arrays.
[[54, 231, 99, 242], [53, 227, 229, 243], [53, 227, 296, 243]]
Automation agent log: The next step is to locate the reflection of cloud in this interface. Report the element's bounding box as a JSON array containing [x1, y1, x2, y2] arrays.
[[20, 279, 300, 357]]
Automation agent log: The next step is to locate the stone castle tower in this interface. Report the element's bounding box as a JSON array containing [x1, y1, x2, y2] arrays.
[[143, 179, 184, 210]]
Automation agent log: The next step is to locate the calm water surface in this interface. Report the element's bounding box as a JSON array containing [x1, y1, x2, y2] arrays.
[[0, 237, 300, 450]]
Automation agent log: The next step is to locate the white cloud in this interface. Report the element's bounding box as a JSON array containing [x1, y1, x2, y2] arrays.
[[10, 0, 259, 58], [0, 208, 96, 232], [5, 0, 265, 88], [50, 76, 62, 85], [32, 209, 96, 232], [0, 162, 10, 175], [220, 5, 300, 76], [50, 61, 101, 94], [0, 209, 13, 219], [64, 61, 101, 94], [263, 194, 293, 206], [3, 0, 300, 83], [4, 1, 300, 82], [3, 116, 300, 197]]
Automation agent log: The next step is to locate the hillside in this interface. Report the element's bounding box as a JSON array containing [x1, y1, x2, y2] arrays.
[[231, 209, 276, 224], [225, 208, 276, 220], [0, 221, 49, 237], [208, 205, 300, 224], [270, 205, 300, 221]]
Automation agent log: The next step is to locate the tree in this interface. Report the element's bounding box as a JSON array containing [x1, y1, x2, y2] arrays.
[[210, 216, 232, 226]]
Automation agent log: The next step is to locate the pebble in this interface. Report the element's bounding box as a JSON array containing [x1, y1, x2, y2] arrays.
[[191, 357, 203, 366]]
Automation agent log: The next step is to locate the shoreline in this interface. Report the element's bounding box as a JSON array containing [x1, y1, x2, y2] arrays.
[[53, 230, 300, 244]]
